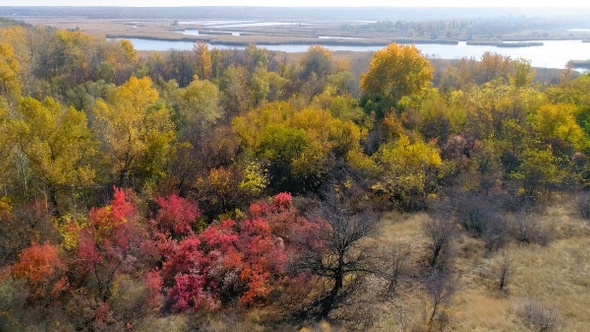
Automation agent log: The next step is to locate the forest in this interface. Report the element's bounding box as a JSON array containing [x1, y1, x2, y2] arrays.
[[1, 18, 590, 331]]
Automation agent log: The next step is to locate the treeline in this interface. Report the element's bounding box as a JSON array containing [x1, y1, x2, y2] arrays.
[[1, 20, 590, 331], [344, 18, 579, 40]]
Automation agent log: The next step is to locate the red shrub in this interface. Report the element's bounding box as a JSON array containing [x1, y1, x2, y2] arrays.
[[151, 194, 200, 238], [11, 241, 68, 298]]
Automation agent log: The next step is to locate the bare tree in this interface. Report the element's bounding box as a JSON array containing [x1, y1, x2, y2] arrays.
[[497, 254, 511, 292], [425, 271, 457, 330], [291, 195, 378, 318], [422, 216, 457, 269], [379, 245, 410, 298]]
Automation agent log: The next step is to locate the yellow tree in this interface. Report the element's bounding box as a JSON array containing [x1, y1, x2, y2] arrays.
[[11, 97, 96, 213], [0, 42, 21, 102], [193, 42, 212, 80], [360, 43, 433, 113], [373, 134, 442, 211], [533, 103, 587, 152], [232, 101, 367, 193], [0, 97, 15, 191], [92, 76, 176, 187], [300, 45, 333, 80], [1, 26, 34, 97]]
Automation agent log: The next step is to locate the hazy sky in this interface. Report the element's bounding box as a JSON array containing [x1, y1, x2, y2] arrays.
[[1, 1, 589, 7]]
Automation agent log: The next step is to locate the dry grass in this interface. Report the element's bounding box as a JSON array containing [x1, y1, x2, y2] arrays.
[[17, 17, 392, 46], [367, 195, 590, 332]]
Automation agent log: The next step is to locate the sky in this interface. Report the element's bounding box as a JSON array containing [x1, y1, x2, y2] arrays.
[[1, 1, 590, 7]]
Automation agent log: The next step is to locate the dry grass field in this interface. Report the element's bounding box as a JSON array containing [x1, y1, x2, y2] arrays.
[[364, 195, 590, 332]]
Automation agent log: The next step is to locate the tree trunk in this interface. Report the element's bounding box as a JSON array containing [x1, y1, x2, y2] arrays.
[[321, 256, 344, 318]]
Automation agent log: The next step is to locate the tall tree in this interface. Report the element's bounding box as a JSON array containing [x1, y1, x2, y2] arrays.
[[193, 42, 212, 80], [92, 76, 175, 187], [0, 42, 21, 102], [360, 43, 433, 115], [11, 96, 96, 213]]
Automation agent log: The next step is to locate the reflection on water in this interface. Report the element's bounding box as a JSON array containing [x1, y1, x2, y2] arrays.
[[176, 20, 309, 29], [319, 36, 366, 40], [208, 22, 309, 28], [180, 29, 199, 36], [178, 20, 252, 25], [114, 38, 590, 70], [177, 30, 241, 37]]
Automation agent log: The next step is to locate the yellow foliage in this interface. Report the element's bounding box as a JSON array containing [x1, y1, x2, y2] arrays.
[[12, 97, 97, 189], [93, 76, 176, 183], [0, 41, 21, 99], [534, 103, 587, 150], [239, 161, 268, 196], [56, 214, 88, 251], [0, 196, 12, 217], [361, 43, 433, 103], [375, 134, 442, 209], [119, 39, 138, 63]]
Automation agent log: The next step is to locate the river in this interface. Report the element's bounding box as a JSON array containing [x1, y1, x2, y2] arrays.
[[119, 38, 590, 70]]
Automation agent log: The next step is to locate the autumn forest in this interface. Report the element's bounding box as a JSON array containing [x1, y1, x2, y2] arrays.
[[1, 17, 590, 331]]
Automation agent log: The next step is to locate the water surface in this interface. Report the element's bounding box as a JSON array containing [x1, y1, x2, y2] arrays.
[[118, 38, 590, 69]]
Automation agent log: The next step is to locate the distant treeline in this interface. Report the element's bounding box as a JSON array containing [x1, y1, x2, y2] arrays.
[[2, 6, 590, 21]]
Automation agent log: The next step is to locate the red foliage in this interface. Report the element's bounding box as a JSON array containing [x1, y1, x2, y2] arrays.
[[149, 193, 324, 312], [159, 215, 291, 311], [151, 194, 200, 238], [88, 187, 136, 239], [76, 187, 149, 301], [272, 192, 292, 211], [167, 273, 214, 312], [11, 241, 68, 298], [94, 301, 115, 331], [248, 202, 267, 218], [145, 269, 164, 311]]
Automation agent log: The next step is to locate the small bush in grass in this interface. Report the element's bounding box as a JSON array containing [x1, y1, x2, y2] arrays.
[[510, 214, 552, 246], [521, 300, 559, 332], [496, 254, 511, 292], [578, 192, 590, 220]]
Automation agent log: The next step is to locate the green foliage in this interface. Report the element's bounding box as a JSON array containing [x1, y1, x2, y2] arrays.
[[174, 75, 220, 131], [232, 102, 366, 193], [299, 45, 333, 80], [511, 147, 565, 195]]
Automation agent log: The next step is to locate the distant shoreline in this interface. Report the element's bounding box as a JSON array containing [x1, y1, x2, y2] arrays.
[[107, 35, 581, 49]]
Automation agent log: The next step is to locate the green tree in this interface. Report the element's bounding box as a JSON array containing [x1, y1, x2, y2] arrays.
[[220, 65, 249, 116], [509, 59, 535, 88], [174, 75, 220, 132], [299, 45, 333, 80], [232, 102, 366, 193], [513, 147, 564, 195]]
